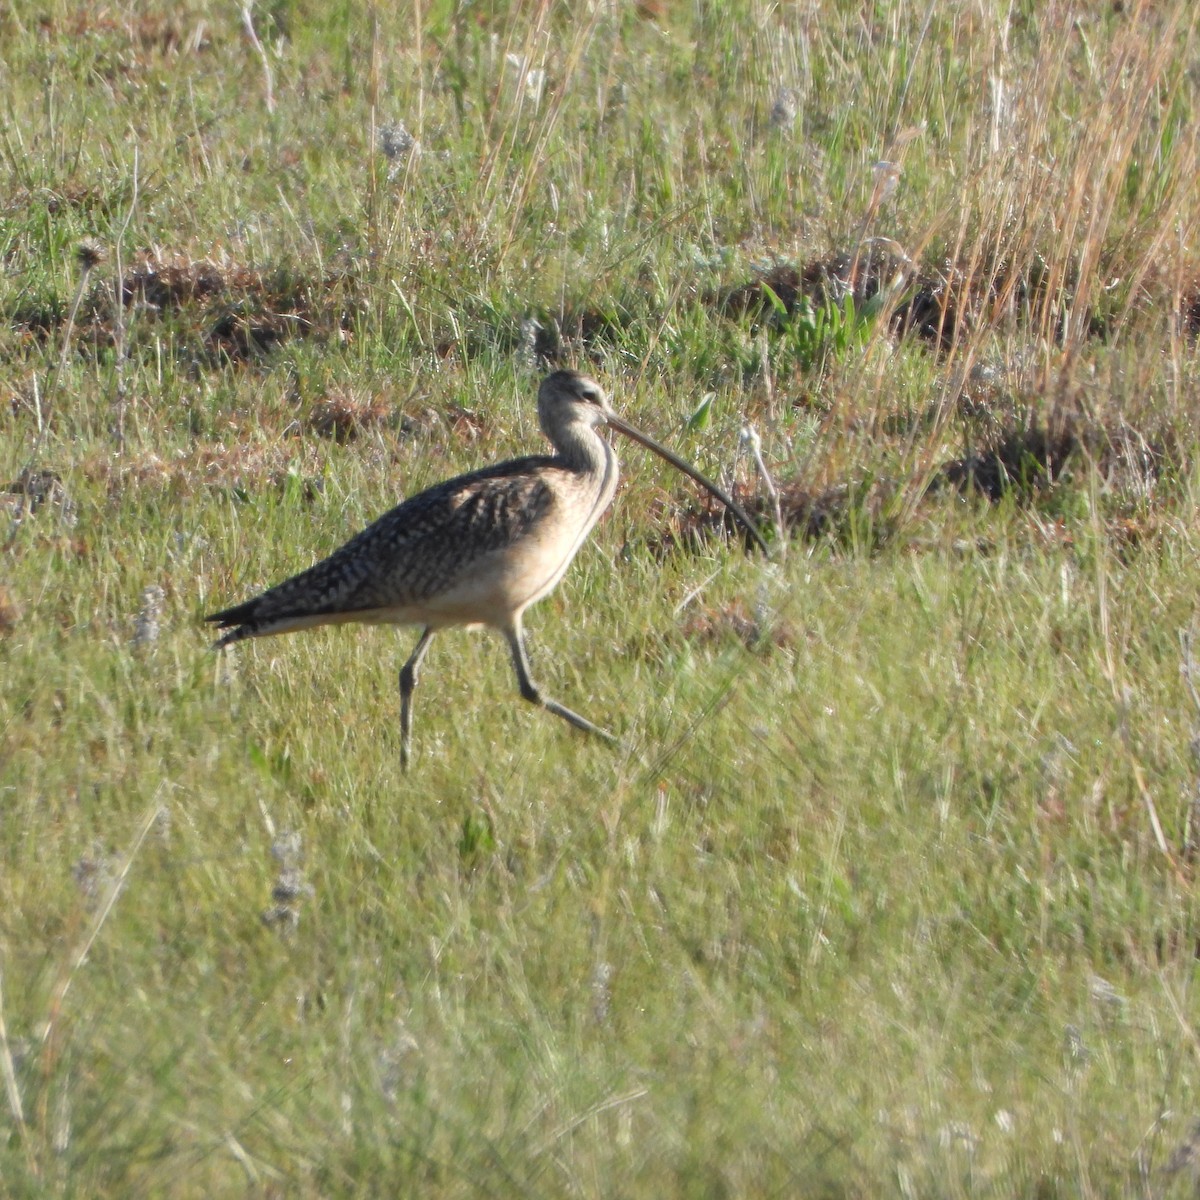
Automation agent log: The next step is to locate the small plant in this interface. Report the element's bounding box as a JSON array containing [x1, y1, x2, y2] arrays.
[[763, 284, 877, 373], [457, 809, 496, 861]]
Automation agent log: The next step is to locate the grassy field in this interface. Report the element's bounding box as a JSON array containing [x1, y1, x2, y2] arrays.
[[5, 0, 1200, 1194]]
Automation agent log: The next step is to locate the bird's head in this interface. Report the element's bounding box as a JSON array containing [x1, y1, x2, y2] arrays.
[[537, 369, 614, 432], [534, 369, 771, 555]]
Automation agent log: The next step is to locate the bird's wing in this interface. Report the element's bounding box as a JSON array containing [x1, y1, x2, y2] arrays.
[[207, 458, 558, 642]]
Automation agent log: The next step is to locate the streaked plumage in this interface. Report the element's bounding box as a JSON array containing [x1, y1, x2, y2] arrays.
[[208, 370, 765, 766]]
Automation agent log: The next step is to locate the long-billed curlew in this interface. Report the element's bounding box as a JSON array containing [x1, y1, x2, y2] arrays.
[[207, 370, 767, 766]]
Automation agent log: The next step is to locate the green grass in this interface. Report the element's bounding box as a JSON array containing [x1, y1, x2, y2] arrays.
[[4, 0, 1200, 1195]]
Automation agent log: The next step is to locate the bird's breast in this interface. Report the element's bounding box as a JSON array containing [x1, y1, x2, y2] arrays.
[[415, 459, 618, 628]]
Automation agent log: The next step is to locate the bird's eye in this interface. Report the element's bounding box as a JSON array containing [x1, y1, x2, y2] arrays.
[[580, 386, 602, 405]]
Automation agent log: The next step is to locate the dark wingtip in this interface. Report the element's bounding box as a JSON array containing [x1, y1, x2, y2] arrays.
[[205, 599, 259, 649], [208, 616, 258, 649], [205, 599, 257, 627]]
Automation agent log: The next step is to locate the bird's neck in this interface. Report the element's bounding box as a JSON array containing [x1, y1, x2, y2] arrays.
[[553, 421, 613, 476]]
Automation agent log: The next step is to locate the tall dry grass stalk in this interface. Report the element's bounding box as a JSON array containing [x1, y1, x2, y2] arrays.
[[817, 0, 1200, 523]]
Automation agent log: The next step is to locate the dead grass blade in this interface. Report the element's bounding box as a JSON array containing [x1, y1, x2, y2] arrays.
[[39, 801, 165, 1055], [0, 958, 37, 1178]]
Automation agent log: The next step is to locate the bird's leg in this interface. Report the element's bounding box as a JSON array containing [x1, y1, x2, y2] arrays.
[[399, 627, 434, 770], [505, 623, 617, 744]]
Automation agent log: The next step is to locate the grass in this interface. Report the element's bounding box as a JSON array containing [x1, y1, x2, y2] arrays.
[[4, 0, 1200, 1194]]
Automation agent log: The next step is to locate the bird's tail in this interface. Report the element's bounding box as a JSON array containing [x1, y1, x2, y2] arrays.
[[206, 599, 272, 648]]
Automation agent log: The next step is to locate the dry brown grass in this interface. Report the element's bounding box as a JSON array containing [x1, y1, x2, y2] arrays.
[[304, 391, 396, 443]]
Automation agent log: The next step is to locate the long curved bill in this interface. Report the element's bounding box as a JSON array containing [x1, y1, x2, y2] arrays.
[[606, 414, 772, 555]]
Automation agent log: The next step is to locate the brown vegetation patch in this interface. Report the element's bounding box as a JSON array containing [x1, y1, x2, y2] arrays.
[[7, 297, 66, 340], [2, 184, 126, 219], [718, 257, 868, 318], [1, 468, 74, 522], [90, 442, 330, 501], [679, 599, 795, 650], [36, 9, 208, 57], [1182, 278, 1200, 337], [121, 259, 228, 309], [936, 415, 1160, 504], [120, 255, 360, 360], [521, 309, 624, 363], [667, 406, 1164, 557], [935, 424, 1083, 502], [305, 392, 395, 442], [442, 403, 490, 442], [716, 250, 932, 332], [714, 247, 1097, 350], [8, 254, 361, 359], [667, 478, 894, 555], [437, 308, 628, 367], [0, 586, 18, 636]]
